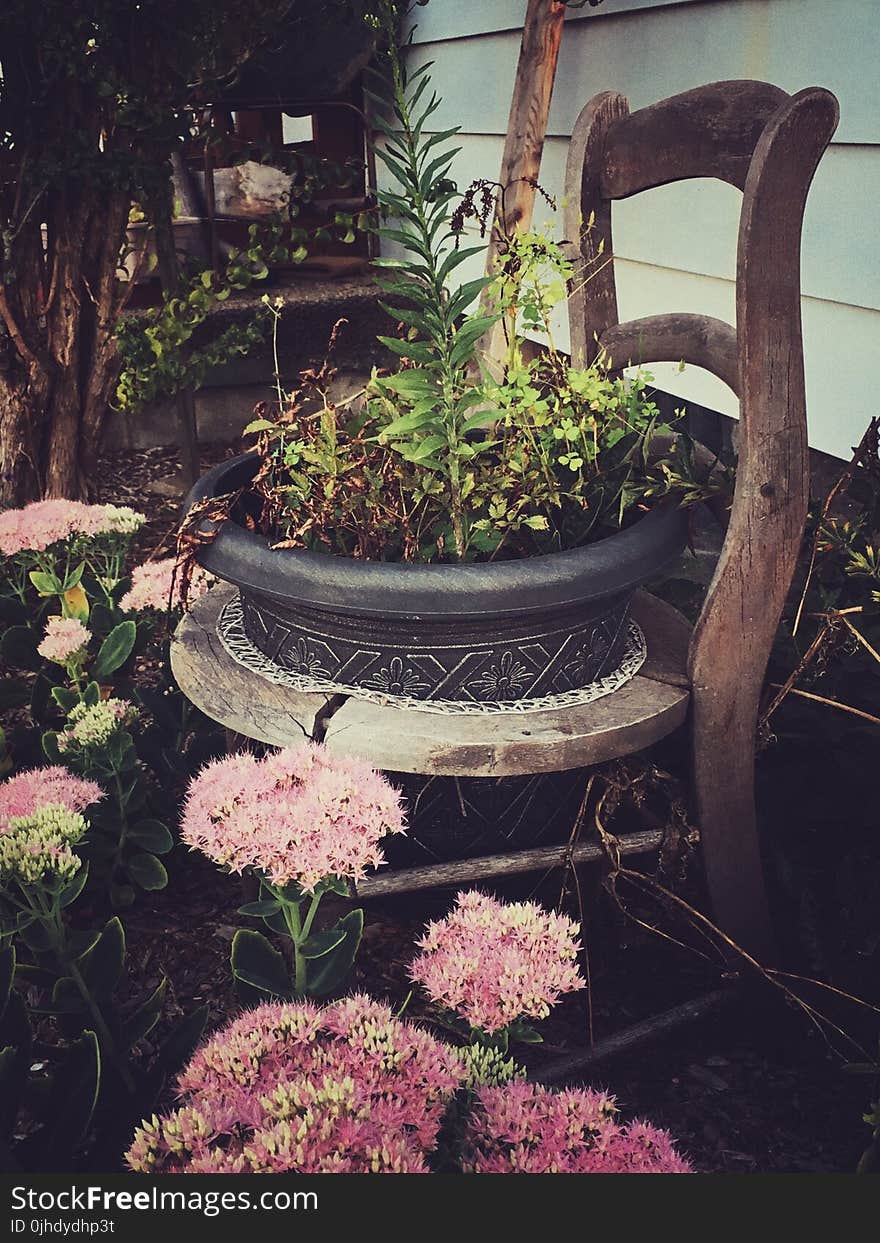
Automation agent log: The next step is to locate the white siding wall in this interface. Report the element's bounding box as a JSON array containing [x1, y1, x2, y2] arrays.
[[384, 0, 880, 460]]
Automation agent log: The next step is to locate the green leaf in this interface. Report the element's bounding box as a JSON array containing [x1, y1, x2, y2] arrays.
[[51, 686, 79, 713], [237, 899, 283, 918], [125, 852, 168, 891], [122, 979, 166, 1049], [58, 864, 89, 909], [0, 945, 14, 1024], [377, 369, 439, 398], [376, 336, 437, 365], [109, 882, 136, 909], [437, 244, 486, 285], [43, 1031, 100, 1168], [41, 731, 61, 764], [231, 929, 291, 999], [156, 1005, 209, 1077], [92, 620, 136, 680], [394, 434, 448, 464], [377, 408, 438, 440], [76, 917, 125, 995], [29, 570, 61, 596], [127, 820, 173, 855], [62, 563, 85, 593], [300, 928, 347, 960], [82, 680, 101, 707], [307, 909, 363, 998], [508, 1021, 543, 1045], [447, 276, 493, 319]]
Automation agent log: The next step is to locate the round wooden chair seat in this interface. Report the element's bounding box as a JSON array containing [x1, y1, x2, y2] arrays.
[[171, 584, 691, 777]]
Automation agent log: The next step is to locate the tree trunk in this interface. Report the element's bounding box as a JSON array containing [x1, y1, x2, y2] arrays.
[[0, 183, 132, 505]]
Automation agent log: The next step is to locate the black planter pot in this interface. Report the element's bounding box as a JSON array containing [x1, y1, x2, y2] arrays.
[[186, 454, 687, 705]]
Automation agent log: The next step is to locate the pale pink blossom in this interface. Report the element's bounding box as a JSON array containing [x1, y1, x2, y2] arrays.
[[120, 558, 214, 613], [0, 499, 86, 555], [180, 743, 406, 892], [464, 1080, 693, 1173], [0, 499, 144, 558], [0, 766, 103, 831], [125, 995, 465, 1173], [74, 504, 145, 538], [37, 616, 91, 664], [409, 890, 585, 1034]]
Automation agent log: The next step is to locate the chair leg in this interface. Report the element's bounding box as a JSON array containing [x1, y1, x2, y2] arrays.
[[691, 702, 776, 964]]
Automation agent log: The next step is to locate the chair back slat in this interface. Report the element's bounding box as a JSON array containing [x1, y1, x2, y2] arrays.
[[600, 80, 788, 199], [599, 313, 740, 396]]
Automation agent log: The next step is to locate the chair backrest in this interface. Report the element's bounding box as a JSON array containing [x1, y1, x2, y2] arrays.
[[563, 79, 838, 702], [563, 81, 838, 956]]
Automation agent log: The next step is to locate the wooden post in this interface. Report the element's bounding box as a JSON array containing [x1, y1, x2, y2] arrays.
[[480, 0, 567, 375]]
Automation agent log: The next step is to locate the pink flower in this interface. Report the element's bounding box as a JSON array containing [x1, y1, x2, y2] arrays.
[[37, 616, 91, 664], [0, 499, 86, 555], [120, 558, 214, 614], [463, 1080, 693, 1173], [0, 499, 145, 558], [0, 766, 104, 832], [180, 743, 406, 892], [409, 890, 585, 1034], [125, 995, 465, 1174]]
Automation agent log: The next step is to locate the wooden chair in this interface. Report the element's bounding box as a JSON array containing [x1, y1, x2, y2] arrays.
[[173, 81, 839, 1021], [564, 80, 839, 959]]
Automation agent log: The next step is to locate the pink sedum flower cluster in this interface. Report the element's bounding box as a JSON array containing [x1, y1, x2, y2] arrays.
[[58, 698, 135, 752], [126, 995, 465, 1173], [0, 767, 103, 887], [464, 1080, 692, 1173], [37, 616, 91, 664], [0, 500, 144, 556], [0, 766, 103, 830], [0, 500, 86, 556], [126, 998, 692, 1175], [180, 743, 406, 892], [120, 558, 214, 614], [409, 890, 585, 1034]]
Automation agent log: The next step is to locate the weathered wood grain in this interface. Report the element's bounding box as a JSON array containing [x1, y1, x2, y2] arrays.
[[170, 583, 330, 746], [536, 989, 734, 1083], [564, 90, 629, 365], [483, 0, 567, 373], [600, 80, 788, 198], [355, 829, 663, 900], [600, 313, 740, 397], [321, 673, 687, 777], [689, 87, 839, 961]]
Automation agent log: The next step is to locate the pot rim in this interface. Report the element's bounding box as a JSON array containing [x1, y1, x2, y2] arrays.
[[186, 453, 688, 620]]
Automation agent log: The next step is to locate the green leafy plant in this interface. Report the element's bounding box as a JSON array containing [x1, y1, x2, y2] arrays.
[[233, 879, 365, 1003], [243, 4, 725, 564]]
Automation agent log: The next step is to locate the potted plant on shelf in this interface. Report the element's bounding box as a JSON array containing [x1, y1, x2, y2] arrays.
[[183, 10, 722, 710]]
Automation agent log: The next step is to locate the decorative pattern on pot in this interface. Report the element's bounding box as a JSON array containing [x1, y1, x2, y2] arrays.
[[217, 593, 649, 716], [239, 591, 634, 704]]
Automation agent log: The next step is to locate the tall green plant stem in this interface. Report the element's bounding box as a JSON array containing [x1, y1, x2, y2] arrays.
[[267, 883, 323, 998], [381, 4, 466, 558], [26, 884, 134, 1093]]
